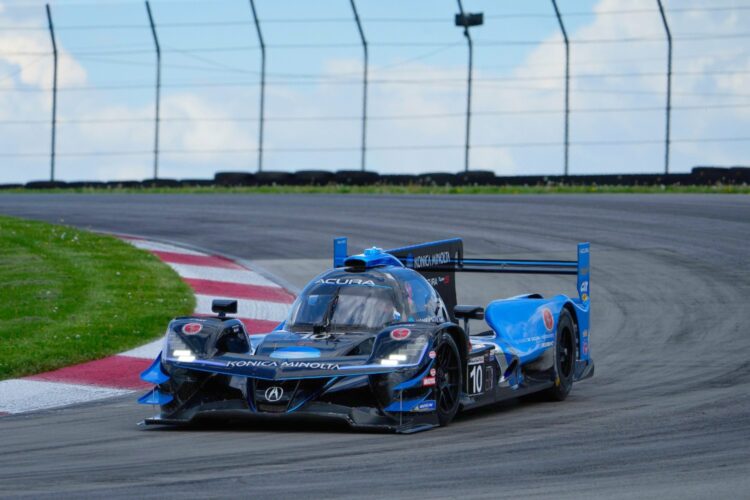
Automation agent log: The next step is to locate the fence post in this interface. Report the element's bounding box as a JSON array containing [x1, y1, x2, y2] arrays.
[[656, 0, 672, 175], [455, 1, 482, 173], [349, 0, 368, 172], [249, 0, 266, 172], [145, 1, 161, 180], [45, 4, 57, 182], [551, 0, 570, 177]]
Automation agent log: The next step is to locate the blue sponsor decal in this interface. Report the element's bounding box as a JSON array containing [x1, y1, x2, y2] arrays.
[[416, 400, 436, 411], [270, 347, 321, 359]]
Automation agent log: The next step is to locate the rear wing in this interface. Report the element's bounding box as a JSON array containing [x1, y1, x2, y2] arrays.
[[335, 237, 463, 318], [334, 237, 590, 320]]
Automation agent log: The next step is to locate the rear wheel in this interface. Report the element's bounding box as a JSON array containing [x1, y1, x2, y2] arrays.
[[545, 309, 576, 401], [435, 333, 462, 426]]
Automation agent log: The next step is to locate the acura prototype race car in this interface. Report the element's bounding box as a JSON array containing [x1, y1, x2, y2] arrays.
[[138, 238, 594, 433]]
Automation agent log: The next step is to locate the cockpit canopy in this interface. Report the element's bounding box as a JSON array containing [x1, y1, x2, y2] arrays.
[[286, 266, 448, 333]]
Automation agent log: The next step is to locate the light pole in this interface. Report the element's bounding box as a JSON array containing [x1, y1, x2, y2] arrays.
[[656, 0, 672, 175], [455, 1, 483, 173], [551, 0, 570, 177], [249, 0, 266, 172], [45, 4, 57, 182], [349, 0, 368, 172], [145, 1, 161, 180]]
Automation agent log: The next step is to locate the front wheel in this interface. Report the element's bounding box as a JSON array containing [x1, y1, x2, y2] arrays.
[[435, 332, 462, 426], [545, 309, 576, 401]]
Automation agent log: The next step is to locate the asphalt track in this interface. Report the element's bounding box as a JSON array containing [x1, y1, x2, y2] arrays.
[[1, 193, 750, 499]]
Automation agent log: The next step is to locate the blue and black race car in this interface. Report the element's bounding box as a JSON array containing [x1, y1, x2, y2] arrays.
[[139, 238, 594, 433]]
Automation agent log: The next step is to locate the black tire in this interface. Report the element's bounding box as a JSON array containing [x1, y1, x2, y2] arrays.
[[334, 170, 380, 186], [456, 170, 496, 186], [292, 170, 334, 186], [691, 166, 731, 185], [418, 172, 458, 186], [25, 181, 68, 189], [214, 172, 256, 187], [435, 332, 462, 426], [546, 309, 577, 401], [179, 179, 215, 187], [379, 174, 418, 185], [106, 180, 141, 189], [256, 171, 294, 186], [142, 178, 180, 188], [66, 181, 106, 189], [730, 167, 750, 185]]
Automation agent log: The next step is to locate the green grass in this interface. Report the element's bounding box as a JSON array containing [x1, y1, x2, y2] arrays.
[[2, 184, 749, 195], [0, 215, 195, 380]]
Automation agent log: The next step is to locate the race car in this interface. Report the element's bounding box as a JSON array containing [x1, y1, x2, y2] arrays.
[[138, 238, 594, 433]]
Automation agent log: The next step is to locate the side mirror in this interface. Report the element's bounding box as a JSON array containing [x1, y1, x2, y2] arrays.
[[454, 305, 484, 320], [212, 299, 238, 318], [454, 305, 484, 336]]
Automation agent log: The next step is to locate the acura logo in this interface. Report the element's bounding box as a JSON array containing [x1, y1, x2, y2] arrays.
[[264, 386, 284, 402]]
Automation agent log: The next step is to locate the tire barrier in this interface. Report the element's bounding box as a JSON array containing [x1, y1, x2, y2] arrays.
[[457, 170, 496, 186], [494, 175, 549, 186], [179, 179, 216, 187], [256, 171, 294, 186], [106, 180, 142, 188], [418, 172, 459, 186], [692, 166, 733, 184], [12, 166, 749, 190], [66, 181, 107, 189], [214, 171, 257, 186], [334, 170, 380, 186], [730, 167, 750, 184], [25, 181, 68, 189], [141, 178, 181, 188], [379, 174, 418, 185], [292, 170, 334, 186]]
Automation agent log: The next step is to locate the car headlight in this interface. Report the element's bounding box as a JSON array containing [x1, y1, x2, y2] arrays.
[[376, 337, 428, 367]]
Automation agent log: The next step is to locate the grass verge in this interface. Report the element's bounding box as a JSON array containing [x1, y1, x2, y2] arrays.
[[0, 215, 194, 380], [2, 184, 749, 195]]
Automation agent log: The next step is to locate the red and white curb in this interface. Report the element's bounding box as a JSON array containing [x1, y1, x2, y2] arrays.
[[0, 236, 294, 416]]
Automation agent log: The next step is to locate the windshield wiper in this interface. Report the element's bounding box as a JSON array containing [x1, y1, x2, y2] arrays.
[[313, 288, 340, 334], [324, 290, 340, 331]]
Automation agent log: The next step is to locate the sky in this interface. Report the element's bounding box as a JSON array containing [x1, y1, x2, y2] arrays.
[[0, 0, 748, 182]]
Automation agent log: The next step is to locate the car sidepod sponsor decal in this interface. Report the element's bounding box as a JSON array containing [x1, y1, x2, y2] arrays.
[[582, 329, 590, 355], [542, 308, 554, 331]]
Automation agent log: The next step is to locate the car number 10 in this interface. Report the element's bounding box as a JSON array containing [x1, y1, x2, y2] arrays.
[[468, 364, 483, 395]]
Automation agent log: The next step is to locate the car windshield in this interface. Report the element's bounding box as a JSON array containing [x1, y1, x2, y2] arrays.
[[287, 282, 403, 333]]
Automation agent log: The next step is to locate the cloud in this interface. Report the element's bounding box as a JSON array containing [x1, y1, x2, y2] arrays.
[[0, 0, 747, 182], [0, 29, 86, 90]]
